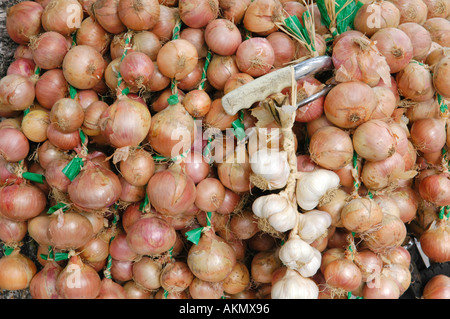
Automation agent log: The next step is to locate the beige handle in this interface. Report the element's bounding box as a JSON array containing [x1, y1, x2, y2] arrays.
[[221, 67, 293, 115]]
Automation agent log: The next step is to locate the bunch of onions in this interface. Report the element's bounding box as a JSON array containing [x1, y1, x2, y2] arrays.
[[0, 74, 36, 111], [148, 103, 196, 158], [126, 215, 177, 256], [243, 0, 282, 36], [99, 96, 152, 153], [324, 81, 377, 129], [187, 229, 237, 282], [235, 37, 275, 77], [30, 31, 70, 70], [118, 0, 160, 31], [6, 1, 44, 45], [309, 126, 353, 170], [332, 32, 391, 87], [396, 61, 435, 101], [62, 45, 106, 90], [353, 1, 400, 36], [0, 249, 37, 291], [68, 161, 122, 212], [178, 0, 219, 28], [56, 255, 101, 299]]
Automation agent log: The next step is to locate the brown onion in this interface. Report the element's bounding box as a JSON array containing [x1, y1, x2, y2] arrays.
[[251, 250, 282, 284], [353, 1, 400, 36], [62, 45, 106, 90], [47, 211, 94, 250], [219, 0, 251, 23], [110, 259, 133, 282], [29, 260, 62, 299], [0, 215, 27, 246], [6, 1, 43, 44], [353, 119, 397, 161], [194, 178, 226, 212], [364, 213, 407, 253], [205, 98, 239, 130], [157, 39, 198, 80], [266, 31, 296, 68], [187, 229, 236, 282], [148, 103, 196, 158], [152, 5, 177, 42], [132, 31, 161, 60], [432, 55, 450, 99], [205, 18, 242, 56], [76, 17, 111, 55], [423, 18, 450, 47], [119, 148, 155, 187], [223, 261, 250, 294], [30, 31, 70, 70], [396, 62, 435, 102], [118, 0, 160, 31], [189, 277, 224, 299], [41, 0, 83, 36], [410, 118, 446, 154], [68, 162, 122, 211], [309, 126, 353, 170], [207, 54, 240, 90], [178, 0, 219, 28], [56, 255, 101, 299], [123, 280, 152, 299], [224, 73, 254, 94], [160, 261, 194, 292], [147, 166, 197, 216], [324, 81, 377, 129], [371, 87, 397, 120], [354, 249, 384, 283], [341, 197, 383, 233], [398, 23, 432, 61], [132, 257, 162, 290], [50, 98, 85, 133], [423, 0, 450, 17], [35, 69, 69, 110], [423, 275, 450, 299], [0, 249, 37, 291], [217, 150, 253, 193], [126, 215, 177, 255], [363, 275, 401, 299], [0, 182, 46, 222], [382, 263, 411, 294], [7, 58, 36, 78], [243, 0, 282, 36], [389, 0, 428, 24], [180, 27, 208, 58], [96, 278, 127, 299], [182, 89, 212, 118], [0, 74, 36, 111], [93, 0, 127, 34], [120, 52, 155, 88], [229, 209, 259, 240], [0, 128, 30, 162], [323, 257, 362, 293], [235, 37, 275, 77]]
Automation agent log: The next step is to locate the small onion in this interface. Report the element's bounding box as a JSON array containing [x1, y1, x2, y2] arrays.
[[396, 61, 435, 102], [323, 257, 362, 292], [0, 74, 36, 111], [340, 197, 383, 233], [35, 69, 69, 110], [364, 213, 407, 253], [410, 118, 446, 154], [132, 257, 162, 291], [353, 1, 400, 36], [160, 261, 194, 293], [7, 58, 36, 78], [0, 215, 28, 246], [189, 277, 224, 299], [119, 148, 155, 187], [389, 0, 428, 25], [432, 55, 450, 99], [0, 128, 30, 162], [422, 275, 450, 299], [243, 0, 282, 36], [47, 211, 94, 250], [180, 27, 208, 58], [398, 23, 432, 61], [29, 260, 62, 299], [132, 31, 162, 60], [206, 55, 240, 90], [363, 275, 400, 299]]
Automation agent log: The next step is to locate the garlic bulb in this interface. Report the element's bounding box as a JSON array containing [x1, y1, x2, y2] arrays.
[[252, 193, 298, 232], [279, 235, 315, 270], [271, 268, 319, 299], [298, 210, 333, 244], [250, 148, 290, 190], [298, 249, 321, 278], [296, 169, 341, 211]]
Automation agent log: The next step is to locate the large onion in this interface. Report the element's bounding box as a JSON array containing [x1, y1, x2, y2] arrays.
[[41, 0, 83, 36], [118, 0, 160, 31], [6, 1, 44, 44], [0, 249, 37, 291]]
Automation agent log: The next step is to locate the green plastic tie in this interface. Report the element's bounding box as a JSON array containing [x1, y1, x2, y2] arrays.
[[24, 106, 31, 116], [438, 93, 448, 114], [47, 202, 69, 215], [231, 111, 246, 141], [3, 245, 14, 256], [69, 85, 77, 99], [139, 193, 150, 212], [439, 206, 445, 219], [62, 156, 84, 182], [284, 14, 315, 52], [316, 0, 363, 37], [22, 172, 45, 184], [185, 227, 203, 245], [167, 94, 179, 105]]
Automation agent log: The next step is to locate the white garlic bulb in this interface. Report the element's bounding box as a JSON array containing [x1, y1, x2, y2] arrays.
[[250, 148, 290, 190], [271, 268, 319, 299], [252, 193, 298, 232], [279, 235, 315, 270], [298, 210, 333, 244], [296, 168, 341, 210], [298, 248, 321, 278]]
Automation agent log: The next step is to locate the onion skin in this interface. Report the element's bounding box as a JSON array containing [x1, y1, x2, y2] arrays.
[[35, 69, 69, 110], [41, 0, 83, 36], [205, 18, 243, 56], [363, 275, 401, 299], [0, 128, 30, 162], [31, 31, 70, 70], [96, 278, 127, 299], [160, 261, 194, 293], [0, 249, 37, 291], [235, 37, 275, 77], [178, 0, 219, 28], [353, 1, 400, 36], [92, 0, 127, 34], [243, 0, 282, 36], [419, 220, 450, 263], [156, 39, 199, 80], [323, 258, 362, 292], [118, 0, 160, 31], [187, 229, 237, 282], [0, 74, 36, 112], [132, 257, 162, 291], [126, 215, 177, 256], [0, 216, 28, 246], [432, 55, 450, 99]]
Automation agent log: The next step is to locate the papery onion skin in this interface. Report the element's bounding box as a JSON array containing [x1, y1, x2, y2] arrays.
[[93, 0, 127, 34], [243, 0, 282, 36], [156, 39, 199, 80], [235, 37, 275, 77], [432, 55, 450, 99], [353, 1, 400, 36], [0, 183, 47, 222], [132, 256, 162, 291], [205, 18, 243, 56], [0, 128, 30, 162], [398, 22, 432, 61], [41, 0, 83, 36], [35, 69, 69, 110], [0, 74, 36, 111], [396, 61, 435, 102], [178, 0, 219, 28], [363, 275, 401, 299], [323, 258, 362, 292], [29, 260, 62, 299], [419, 220, 450, 262], [410, 118, 447, 154], [31, 31, 70, 70], [160, 261, 194, 293], [0, 215, 28, 246], [340, 197, 383, 233], [118, 0, 160, 31], [6, 1, 44, 45]]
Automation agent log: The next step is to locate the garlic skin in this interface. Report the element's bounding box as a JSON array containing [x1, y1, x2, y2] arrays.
[[271, 268, 319, 299], [298, 249, 321, 278], [252, 194, 298, 233], [279, 235, 315, 270], [298, 210, 333, 244], [250, 148, 290, 190], [296, 169, 341, 211]]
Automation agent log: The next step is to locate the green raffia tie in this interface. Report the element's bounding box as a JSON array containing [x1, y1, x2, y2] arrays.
[[3, 245, 14, 256], [47, 202, 69, 215], [139, 193, 150, 212], [39, 246, 69, 261], [185, 212, 212, 245], [198, 50, 212, 91], [62, 129, 88, 182], [284, 14, 316, 54], [231, 110, 246, 141], [18, 160, 45, 184], [316, 0, 363, 38], [352, 151, 360, 190]]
